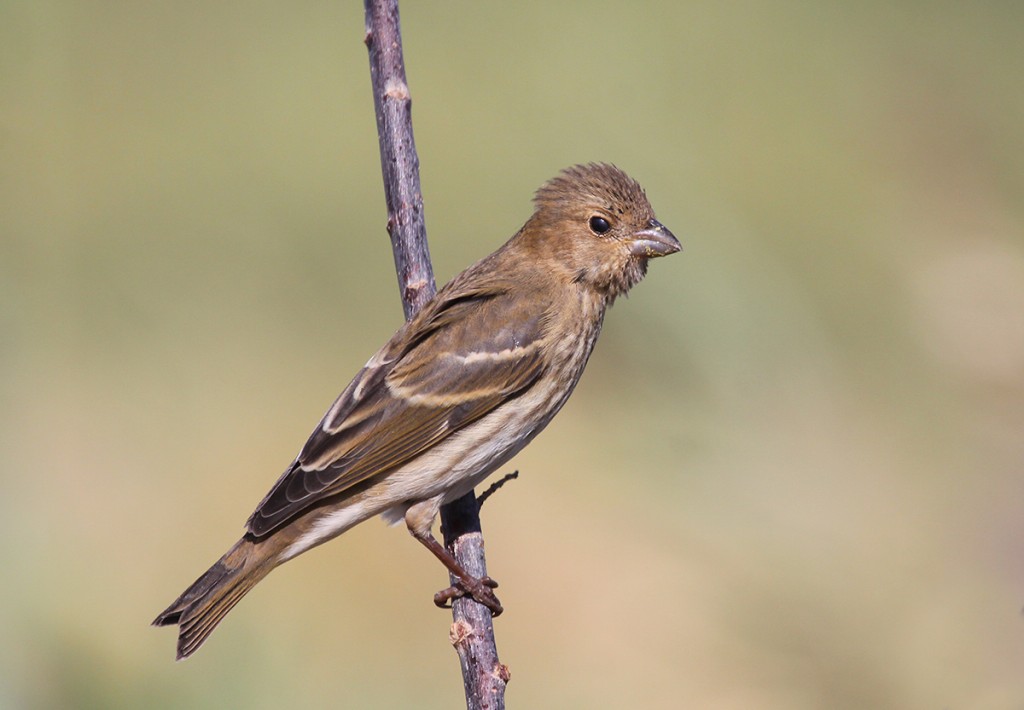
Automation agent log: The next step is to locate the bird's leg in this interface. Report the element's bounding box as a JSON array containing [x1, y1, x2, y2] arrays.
[[414, 529, 503, 615], [405, 499, 503, 616]]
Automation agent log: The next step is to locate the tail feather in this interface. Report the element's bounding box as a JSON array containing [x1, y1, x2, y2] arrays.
[[153, 538, 272, 660]]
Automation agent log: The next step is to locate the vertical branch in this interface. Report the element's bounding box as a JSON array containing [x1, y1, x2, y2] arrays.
[[362, 2, 509, 708], [362, 0, 434, 318], [441, 493, 512, 707]]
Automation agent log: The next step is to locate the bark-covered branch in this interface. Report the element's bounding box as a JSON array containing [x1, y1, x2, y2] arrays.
[[362, 0, 434, 317], [362, 2, 508, 708]]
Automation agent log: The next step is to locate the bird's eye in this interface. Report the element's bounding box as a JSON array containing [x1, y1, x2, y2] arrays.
[[589, 216, 611, 234]]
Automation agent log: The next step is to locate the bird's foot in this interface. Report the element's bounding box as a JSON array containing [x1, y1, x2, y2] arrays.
[[433, 575, 503, 616]]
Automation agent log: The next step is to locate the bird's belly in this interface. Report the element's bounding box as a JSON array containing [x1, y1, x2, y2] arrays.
[[378, 377, 567, 516]]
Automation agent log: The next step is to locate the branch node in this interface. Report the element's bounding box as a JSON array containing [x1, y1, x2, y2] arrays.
[[403, 279, 428, 304], [449, 619, 474, 647], [384, 77, 410, 101]]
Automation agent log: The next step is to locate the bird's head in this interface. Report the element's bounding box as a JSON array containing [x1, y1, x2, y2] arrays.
[[524, 163, 680, 301]]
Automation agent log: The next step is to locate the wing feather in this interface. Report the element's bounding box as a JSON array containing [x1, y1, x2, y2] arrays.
[[246, 278, 548, 536]]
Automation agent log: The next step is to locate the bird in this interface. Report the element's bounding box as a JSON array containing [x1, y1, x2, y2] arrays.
[[153, 163, 681, 659]]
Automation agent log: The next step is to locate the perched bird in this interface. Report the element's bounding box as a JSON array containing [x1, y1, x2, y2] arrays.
[[153, 163, 680, 659]]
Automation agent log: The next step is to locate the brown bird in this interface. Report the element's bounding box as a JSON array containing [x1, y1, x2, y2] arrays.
[[153, 163, 680, 659]]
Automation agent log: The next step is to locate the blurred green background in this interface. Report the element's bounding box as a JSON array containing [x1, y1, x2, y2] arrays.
[[3, 1, 1023, 708]]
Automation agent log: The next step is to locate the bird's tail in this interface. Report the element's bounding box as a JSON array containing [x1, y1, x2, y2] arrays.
[[152, 537, 273, 660]]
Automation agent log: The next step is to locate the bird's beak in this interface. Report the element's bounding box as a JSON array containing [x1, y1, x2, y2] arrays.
[[629, 219, 681, 258]]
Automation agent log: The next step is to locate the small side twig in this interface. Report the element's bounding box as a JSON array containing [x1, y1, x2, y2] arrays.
[[477, 471, 519, 509], [362, 2, 507, 708]]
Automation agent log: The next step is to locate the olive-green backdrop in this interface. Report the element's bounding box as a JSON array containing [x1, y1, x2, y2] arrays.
[[3, 2, 1023, 708]]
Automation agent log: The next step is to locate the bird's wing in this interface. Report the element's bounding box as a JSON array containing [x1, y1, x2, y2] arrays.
[[246, 279, 549, 536]]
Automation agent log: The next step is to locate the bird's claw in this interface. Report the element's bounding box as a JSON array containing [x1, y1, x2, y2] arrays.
[[433, 576, 503, 616]]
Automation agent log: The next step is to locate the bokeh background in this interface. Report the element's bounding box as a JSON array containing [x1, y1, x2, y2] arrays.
[[4, 1, 1023, 708]]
